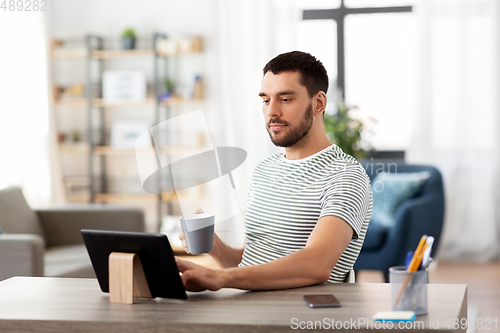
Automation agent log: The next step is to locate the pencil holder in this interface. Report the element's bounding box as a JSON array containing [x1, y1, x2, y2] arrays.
[[389, 266, 428, 315]]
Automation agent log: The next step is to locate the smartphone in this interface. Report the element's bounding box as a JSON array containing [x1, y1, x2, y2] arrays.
[[304, 294, 341, 308]]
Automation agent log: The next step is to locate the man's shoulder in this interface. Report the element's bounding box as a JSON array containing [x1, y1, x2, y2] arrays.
[[321, 144, 357, 163], [319, 146, 370, 182], [315, 145, 364, 170]]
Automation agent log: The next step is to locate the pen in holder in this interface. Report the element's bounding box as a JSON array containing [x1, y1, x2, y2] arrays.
[[389, 266, 428, 315]]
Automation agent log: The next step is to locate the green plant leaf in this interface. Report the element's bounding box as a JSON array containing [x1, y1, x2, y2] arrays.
[[122, 28, 136, 38], [323, 102, 373, 159]]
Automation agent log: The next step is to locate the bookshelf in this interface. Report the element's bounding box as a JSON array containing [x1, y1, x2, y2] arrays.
[[51, 34, 204, 229]]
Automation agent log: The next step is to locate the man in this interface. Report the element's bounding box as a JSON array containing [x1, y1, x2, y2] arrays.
[[177, 51, 372, 292]]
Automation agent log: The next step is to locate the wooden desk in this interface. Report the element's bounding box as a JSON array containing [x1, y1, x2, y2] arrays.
[[0, 277, 466, 333]]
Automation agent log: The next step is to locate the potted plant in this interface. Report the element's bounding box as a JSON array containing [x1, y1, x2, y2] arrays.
[[71, 129, 81, 142], [323, 102, 374, 160], [121, 28, 136, 50]]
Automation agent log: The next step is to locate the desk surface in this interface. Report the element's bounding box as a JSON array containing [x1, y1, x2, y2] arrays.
[[0, 277, 466, 333]]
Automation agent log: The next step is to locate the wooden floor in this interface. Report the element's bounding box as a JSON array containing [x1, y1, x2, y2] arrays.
[[358, 261, 500, 333]]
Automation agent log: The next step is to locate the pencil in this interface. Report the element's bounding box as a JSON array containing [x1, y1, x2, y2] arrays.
[[393, 235, 427, 306], [407, 235, 427, 272]]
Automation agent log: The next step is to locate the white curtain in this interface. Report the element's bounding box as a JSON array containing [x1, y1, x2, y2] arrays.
[[207, 0, 300, 167], [407, 0, 500, 260], [204, 0, 299, 247], [0, 11, 62, 206]]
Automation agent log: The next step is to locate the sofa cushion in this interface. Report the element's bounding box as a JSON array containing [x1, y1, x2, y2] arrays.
[[370, 171, 431, 227], [362, 223, 389, 251], [0, 187, 45, 238], [44, 244, 95, 278], [0, 234, 44, 280]]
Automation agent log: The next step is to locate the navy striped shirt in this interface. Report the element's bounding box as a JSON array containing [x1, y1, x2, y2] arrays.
[[239, 144, 372, 283]]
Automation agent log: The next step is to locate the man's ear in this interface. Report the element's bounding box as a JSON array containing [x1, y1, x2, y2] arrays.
[[313, 91, 327, 115]]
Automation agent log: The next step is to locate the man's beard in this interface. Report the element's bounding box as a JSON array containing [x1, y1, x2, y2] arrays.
[[267, 104, 314, 147]]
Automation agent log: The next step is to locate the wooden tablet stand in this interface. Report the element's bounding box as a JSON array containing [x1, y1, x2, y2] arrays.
[[108, 252, 154, 304]]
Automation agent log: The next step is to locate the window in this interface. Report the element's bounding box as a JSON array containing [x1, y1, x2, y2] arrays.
[[296, 0, 417, 150]]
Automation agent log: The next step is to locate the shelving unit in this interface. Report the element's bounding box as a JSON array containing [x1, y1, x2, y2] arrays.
[[51, 34, 204, 230], [91, 49, 155, 59], [59, 144, 205, 156], [53, 96, 199, 108]]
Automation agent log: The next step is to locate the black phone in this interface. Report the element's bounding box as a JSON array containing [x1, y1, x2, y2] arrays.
[[304, 294, 341, 308]]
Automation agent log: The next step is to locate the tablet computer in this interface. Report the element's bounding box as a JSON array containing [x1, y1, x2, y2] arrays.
[[81, 229, 187, 300]]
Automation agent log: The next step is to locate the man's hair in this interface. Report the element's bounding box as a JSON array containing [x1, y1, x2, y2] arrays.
[[263, 51, 328, 97]]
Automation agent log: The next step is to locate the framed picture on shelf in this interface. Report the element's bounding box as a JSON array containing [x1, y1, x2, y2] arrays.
[[102, 70, 146, 101], [110, 119, 150, 149]]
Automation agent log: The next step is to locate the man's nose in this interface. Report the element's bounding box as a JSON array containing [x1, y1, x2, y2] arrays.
[[266, 100, 281, 118]]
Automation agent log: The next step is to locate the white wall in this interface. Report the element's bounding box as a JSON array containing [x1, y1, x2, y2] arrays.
[[48, 0, 211, 38]]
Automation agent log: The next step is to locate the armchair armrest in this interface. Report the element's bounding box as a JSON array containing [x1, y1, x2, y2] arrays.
[[384, 194, 444, 264], [36, 206, 145, 247], [394, 194, 444, 243], [0, 234, 44, 281]]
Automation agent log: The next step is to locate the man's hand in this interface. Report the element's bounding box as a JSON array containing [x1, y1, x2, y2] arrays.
[[178, 226, 189, 254], [176, 257, 225, 292]]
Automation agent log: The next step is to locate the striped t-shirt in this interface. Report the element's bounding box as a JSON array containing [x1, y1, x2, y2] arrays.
[[239, 144, 372, 283]]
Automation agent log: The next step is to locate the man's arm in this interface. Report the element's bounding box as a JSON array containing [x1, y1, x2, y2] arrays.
[[209, 233, 244, 268], [176, 215, 352, 291]]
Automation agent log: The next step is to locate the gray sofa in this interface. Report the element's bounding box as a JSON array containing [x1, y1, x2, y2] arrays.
[[0, 187, 145, 281]]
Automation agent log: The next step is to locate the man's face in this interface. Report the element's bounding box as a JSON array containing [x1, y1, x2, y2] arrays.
[[259, 71, 314, 147]]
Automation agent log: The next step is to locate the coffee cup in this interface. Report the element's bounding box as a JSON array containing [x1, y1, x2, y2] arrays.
[[180, 213, 215, 254]]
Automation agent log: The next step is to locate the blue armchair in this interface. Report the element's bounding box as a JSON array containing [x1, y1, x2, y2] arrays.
[[354, 164, 445, 282]]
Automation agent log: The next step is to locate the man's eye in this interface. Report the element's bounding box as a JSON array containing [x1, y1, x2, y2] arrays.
[[282, 98, 291, 102], [262, 100, 270, 104]]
